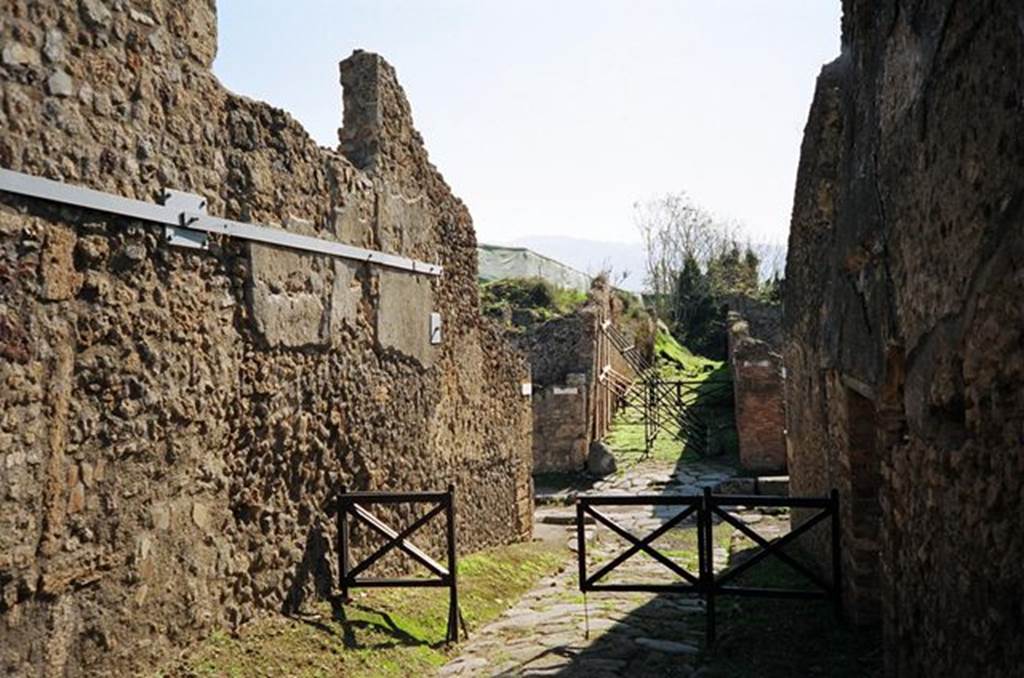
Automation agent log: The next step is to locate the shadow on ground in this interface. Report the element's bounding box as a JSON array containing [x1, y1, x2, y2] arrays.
[[538, 442, 882, 678], [288, 599, 446, 652]]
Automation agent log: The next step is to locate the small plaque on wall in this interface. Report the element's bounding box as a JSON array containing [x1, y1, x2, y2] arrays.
[[521, 383, 532, 396], [430, 312, 442, 344]]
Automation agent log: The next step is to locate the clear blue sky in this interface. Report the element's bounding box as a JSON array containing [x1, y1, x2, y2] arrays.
[[213, 1, 841, 246]]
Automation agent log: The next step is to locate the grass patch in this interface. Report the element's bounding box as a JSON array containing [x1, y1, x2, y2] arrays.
[[592, 523, 733, 575], [602, 327, 741, 468], [654, 329, 721, 378], [605, 406, 701, 466], [173, 541, 565, 678]]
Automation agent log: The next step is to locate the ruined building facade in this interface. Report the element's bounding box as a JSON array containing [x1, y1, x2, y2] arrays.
[[0, 1, 532, 675], [510, 279, 651, 473], [785, 1, 1023, 675]]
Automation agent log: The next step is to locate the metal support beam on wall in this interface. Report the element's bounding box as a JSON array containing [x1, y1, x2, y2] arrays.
[[0, 168, 443, 277]]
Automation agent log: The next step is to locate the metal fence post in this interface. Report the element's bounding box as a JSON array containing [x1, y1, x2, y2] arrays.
[[338, 485, 349, 602], [703, 486, 716, 644], [577, 499, 587, 589], [446, 483, 459, 643], [830, 488, 843, 622]]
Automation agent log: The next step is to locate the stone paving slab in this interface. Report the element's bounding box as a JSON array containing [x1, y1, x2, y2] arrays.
[[442, 459, 795, 677]]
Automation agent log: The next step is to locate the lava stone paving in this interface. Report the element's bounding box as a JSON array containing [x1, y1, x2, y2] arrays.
[[440, 461, 788, 677]]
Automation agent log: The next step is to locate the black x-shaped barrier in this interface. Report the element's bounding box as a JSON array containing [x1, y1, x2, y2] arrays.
[[577, 487, 841, 642], [335, 485, 465, 643]]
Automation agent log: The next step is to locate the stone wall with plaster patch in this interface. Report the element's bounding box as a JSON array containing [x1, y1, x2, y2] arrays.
[[0, 2, 531, 675]]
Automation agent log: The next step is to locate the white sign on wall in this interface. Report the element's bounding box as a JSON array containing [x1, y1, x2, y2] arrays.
[[430, 312, 442, 344]]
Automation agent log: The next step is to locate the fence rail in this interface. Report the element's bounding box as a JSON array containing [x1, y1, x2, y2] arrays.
[[336, 484, 465, 643], [577, 488, 841, 643]]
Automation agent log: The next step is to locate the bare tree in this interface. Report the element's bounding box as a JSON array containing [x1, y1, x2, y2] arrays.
[[634, 192, 739, 315], [750, 240, 787, 280]]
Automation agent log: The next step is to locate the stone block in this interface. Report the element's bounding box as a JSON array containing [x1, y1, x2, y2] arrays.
[[39, 226, 82, 301]]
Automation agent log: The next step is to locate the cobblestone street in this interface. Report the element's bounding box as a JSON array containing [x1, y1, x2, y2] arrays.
[[440, 461, 789, 677]]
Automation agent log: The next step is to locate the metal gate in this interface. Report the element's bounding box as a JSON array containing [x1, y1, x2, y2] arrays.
[[335, 485, 466, 643], [598, 322, 733, 459], [576, 488, 841, 642]]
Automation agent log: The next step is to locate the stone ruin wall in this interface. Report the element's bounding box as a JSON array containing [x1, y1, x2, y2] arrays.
[[785, 1, 1024, 675], [0, 1, 533, 675], [725, 297, 786, 473], [515, 279, 650, 473]]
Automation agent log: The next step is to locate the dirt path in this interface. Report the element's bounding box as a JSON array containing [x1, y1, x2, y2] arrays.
[[439, 461, 787, 677]]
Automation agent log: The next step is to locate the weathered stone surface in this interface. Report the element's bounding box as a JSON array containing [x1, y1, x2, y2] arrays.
[[1, 42, 39, 67], [586, 441, 617, 477], [39, 226, 82, 301], [248, 238, 330, 348], [0, 4, 532, 676], [785, 3, 1024, 676], [634, 637, 699, 655], [46, 70, 73, 97]]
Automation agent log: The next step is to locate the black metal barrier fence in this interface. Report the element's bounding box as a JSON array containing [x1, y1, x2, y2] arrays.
[[336, 484, 465, 643], [577, 487, 841, 642]]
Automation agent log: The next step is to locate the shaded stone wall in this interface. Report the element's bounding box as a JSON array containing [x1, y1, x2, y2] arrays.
[[0, 2, 532, 675], [785, 1, 1024, 674], [726, 311, 786, 473]]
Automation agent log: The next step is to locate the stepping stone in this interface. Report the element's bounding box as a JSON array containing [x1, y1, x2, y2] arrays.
[[634, 637, 700, 655], [538, 512, 595, 525]]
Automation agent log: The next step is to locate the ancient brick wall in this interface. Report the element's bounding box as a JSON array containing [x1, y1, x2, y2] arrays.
[[0, 2, 532, 675], [726, 311, 786, 473], [785, 1, 1024, 674]]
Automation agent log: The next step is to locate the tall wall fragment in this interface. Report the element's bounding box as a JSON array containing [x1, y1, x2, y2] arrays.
[[724, 296, 786, 473], [785, 1, 1024, 675], [0, 2, 532, 675], [508, 279, 651, 473]]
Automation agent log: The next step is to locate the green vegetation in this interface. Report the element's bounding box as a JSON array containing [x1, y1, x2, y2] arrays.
[[605, 328, 739, 467], [668, 246, 781, 360], [653, 326, 720, 378], [174, 541, 565, 678], [479, 277, 588, 326]]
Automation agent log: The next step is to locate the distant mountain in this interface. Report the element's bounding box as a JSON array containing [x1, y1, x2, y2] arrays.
[[508, 236, 647, 293], [505, 236, 787, 293]]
